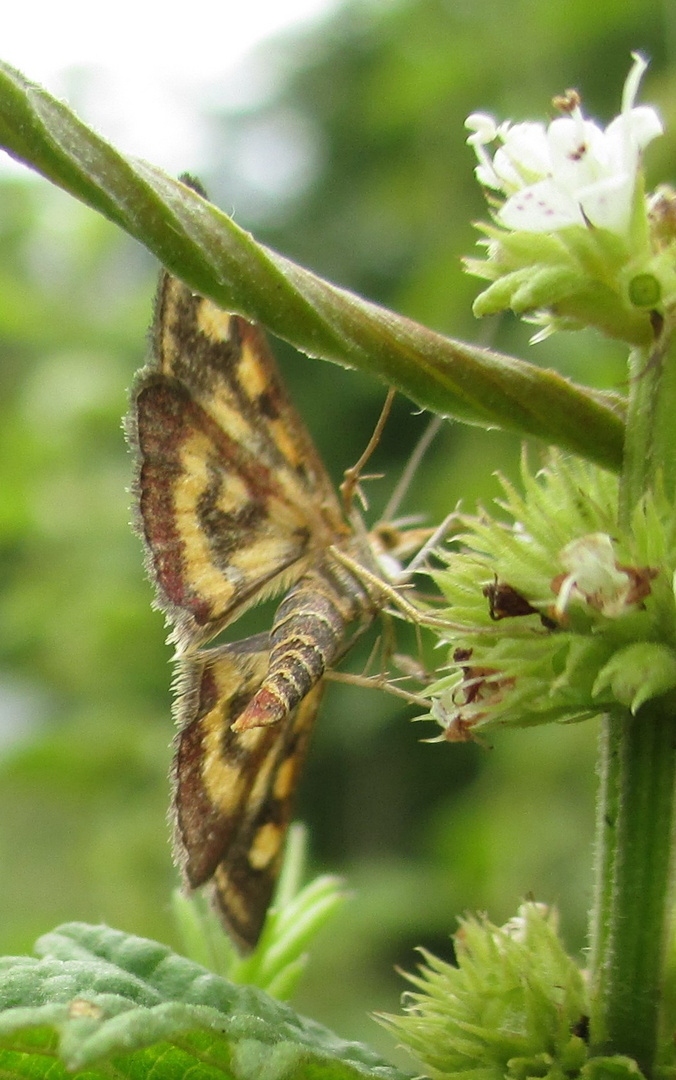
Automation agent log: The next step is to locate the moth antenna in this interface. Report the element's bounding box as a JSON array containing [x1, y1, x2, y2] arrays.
[[381, 318, 499, 528], [361, 633, 384, 677], [400, 508, 460, 580], [381, 413, 443, 524]]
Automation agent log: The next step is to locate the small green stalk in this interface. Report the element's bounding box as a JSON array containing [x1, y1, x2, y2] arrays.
[[590, 333, 676, 1074]]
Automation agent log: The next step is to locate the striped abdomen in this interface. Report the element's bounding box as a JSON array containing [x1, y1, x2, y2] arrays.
[[231, 548, 375, 731]]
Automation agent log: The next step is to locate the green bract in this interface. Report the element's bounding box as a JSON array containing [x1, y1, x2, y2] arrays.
[[425, 452, 676, 738]]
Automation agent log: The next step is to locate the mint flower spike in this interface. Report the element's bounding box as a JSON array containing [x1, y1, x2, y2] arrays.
[[377, 902, 592, 1080], [466, 53, 662, 238], [465, 54, 670, 345], [422, 452, 676, 740]]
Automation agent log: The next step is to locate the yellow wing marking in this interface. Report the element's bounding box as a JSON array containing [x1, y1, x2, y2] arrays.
[[195, 299, 235, 344], [249, 823, 282, 871]]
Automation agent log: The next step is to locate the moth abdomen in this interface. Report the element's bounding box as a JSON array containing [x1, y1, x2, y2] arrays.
[[232, 553, 373, 732]]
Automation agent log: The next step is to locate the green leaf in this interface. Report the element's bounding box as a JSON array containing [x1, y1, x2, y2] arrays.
[[0, 922, 411, 1080], [0, 59, 624, 470]]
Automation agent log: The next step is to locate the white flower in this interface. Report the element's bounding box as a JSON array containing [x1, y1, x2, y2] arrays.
[[466, 53, 663, 239], [553, 533, 657, 618], [500, 902, 552, 944]]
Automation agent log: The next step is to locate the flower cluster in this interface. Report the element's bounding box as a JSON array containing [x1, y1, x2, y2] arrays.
[[425, 452, 676, 740], [379, 903, 590, 1080], [465, 55, 674, 343]]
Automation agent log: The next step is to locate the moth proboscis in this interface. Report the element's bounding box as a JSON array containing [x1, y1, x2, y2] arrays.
[[128, 221, 428, 950]]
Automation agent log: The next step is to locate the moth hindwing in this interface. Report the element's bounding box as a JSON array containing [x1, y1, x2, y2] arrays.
[[172, 634, 322, 951], [128, 267, 389, 950]]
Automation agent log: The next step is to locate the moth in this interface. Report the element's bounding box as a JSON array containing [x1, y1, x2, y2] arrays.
[[128, 262, 415, 950]]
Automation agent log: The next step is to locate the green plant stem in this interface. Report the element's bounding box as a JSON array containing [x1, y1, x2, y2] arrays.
[[622, 336, 676, 511], [590, 706, 676, 1072], [589, 332, 676, 1074]]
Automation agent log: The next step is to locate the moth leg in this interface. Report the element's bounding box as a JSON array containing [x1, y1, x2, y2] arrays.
[[339, 387, 396, 512]]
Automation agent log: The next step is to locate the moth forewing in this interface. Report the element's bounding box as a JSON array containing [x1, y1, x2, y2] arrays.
[[129, 271, 346, 653], [154, 274, 343, 526]]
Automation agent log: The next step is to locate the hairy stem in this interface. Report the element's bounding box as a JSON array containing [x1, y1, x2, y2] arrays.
[[590, 706, 676, 1072], [590, 331, 676, 1074]]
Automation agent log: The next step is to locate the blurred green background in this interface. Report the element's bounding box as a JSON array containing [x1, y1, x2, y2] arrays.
[[0, 0, 674, 1051]]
